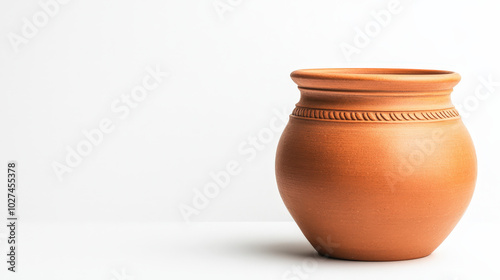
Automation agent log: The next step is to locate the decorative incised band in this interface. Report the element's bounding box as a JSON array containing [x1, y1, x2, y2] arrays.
[[292, 107, 460, 122]]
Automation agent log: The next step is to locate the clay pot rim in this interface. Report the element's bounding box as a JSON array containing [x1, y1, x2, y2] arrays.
[[290, 68, 461, 92]]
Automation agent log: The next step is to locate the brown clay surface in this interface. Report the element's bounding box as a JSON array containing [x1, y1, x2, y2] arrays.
[[275, 68, 477, 261]]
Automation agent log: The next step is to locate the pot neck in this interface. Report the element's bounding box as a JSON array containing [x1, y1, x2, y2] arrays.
[[292, 88, 460, 122], [296, 87, 455, 112]]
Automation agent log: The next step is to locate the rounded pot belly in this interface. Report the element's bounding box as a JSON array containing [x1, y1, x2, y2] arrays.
[[276, 117, 477, 261]]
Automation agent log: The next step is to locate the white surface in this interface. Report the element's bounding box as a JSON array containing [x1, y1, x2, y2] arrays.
[[0, 220, 498, 279]]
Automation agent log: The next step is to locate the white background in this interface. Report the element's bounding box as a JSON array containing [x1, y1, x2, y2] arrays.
[[0, 0, 499, 279]]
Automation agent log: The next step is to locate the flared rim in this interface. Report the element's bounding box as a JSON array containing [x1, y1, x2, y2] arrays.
[[290, 68, 461, 92]]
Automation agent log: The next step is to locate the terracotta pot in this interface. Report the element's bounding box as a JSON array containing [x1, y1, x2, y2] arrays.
[[275, 68, 477, 261]]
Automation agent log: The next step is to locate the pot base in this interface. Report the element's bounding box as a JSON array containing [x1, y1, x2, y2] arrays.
[[316, 249, 433, 262]]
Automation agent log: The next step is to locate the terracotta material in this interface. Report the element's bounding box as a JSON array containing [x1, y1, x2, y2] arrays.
[[275, 68, 477, 261]]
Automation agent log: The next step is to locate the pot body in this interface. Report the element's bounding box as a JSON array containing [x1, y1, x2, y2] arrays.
[[275, 69, 477, 261]]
